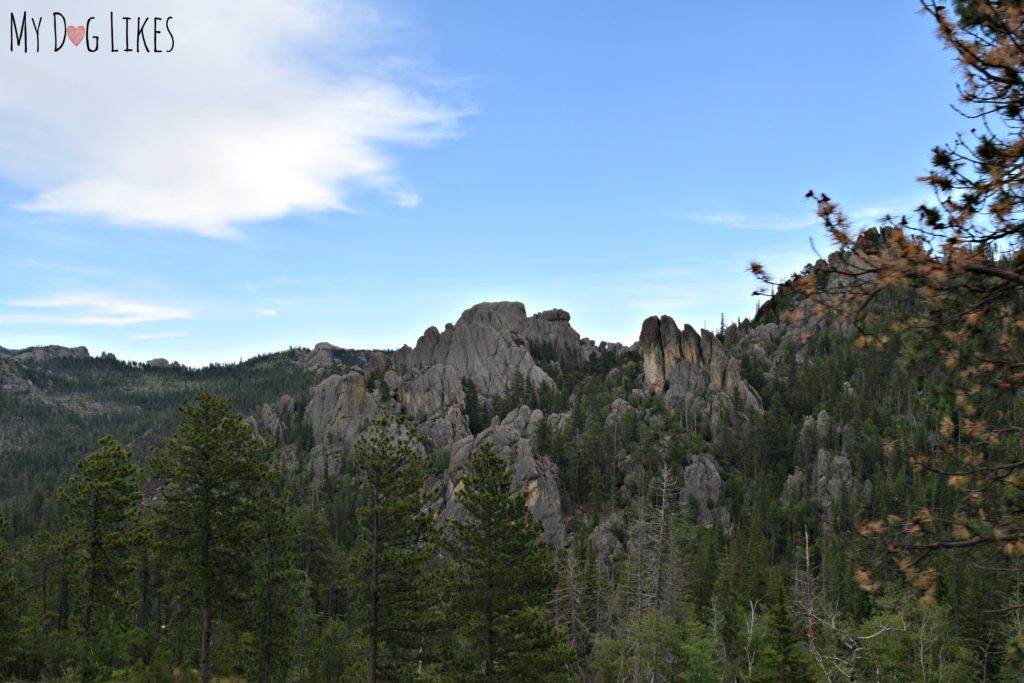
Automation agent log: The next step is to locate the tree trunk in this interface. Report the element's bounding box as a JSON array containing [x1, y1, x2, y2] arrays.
[[80, 500, 99, 683], [79, 600, 93, 683], [201, 603, 212, 683], [485, 600, 494, 676], [201, 511, 212, 683], [485, 522, 495, 677]]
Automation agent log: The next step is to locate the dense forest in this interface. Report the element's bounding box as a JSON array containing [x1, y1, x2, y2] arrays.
[[4, 0, 1024, 680]]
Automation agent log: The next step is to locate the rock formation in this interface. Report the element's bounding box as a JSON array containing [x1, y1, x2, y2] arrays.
[[395, 301, 595, 399], [782, 409, 856, 529], [443, 406, 565, 545], [304, 372, 381, 456], [639, 315, 762, 431], [682, 454, 731, 528], [14, 345, 90, 363]]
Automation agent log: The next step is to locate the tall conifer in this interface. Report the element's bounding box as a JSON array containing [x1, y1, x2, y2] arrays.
[[150, 392, 272, 683], [59, 436, 142, 683], [446, 442, 571, 681], [352, 414, 439, 682]]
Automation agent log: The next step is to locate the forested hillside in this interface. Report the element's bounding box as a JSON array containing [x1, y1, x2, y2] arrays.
[[0, 261, 1021, 681]]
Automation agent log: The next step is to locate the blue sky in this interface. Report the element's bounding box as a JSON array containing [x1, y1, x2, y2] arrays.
[[0, 1, 964, 367]]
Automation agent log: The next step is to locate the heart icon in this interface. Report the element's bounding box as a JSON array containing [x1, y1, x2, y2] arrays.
[[66, 25, 85, 47]]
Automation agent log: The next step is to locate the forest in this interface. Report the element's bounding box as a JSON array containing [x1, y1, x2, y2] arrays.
[[3, 0, 1024, 680]]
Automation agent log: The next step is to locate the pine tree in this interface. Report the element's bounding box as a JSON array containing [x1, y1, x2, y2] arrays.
[[462, 377, 488, 434], [59, 436, 142, 683], [0, 514, 18, 677], [352, 413, 439, 683], [150, 392, 273, 683], [446, 441, 571, 681], [753, 0, 1024, 580], [752, 576, 815, 683], [244, 497, 303, 683]]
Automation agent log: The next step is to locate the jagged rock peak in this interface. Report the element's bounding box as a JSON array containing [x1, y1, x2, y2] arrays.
[[639, 314, 762, 433], [456, 301, 531, 330], [395, 302, 594, 398]]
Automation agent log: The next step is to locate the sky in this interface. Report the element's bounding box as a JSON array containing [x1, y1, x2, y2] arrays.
[[0, 1, 965, 367]]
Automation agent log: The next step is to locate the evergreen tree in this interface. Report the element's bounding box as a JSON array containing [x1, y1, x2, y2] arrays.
[[754, 0, 1024, 583], [446, 442, 571, 681], [0, 514, 18, 677], [752, 576, 815, 683], [462, 377, 488, 434], [58, 436, 142, 683], [244, 496, 303, 683], [592, 611, 718, 683], [352, 413, 439, 682], [150, 392, 273, 683]]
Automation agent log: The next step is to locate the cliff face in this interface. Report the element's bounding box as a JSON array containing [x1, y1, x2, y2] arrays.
[[393, 301, 592, 399], [254, 302, 596, 543], [250, 301, 787, 545], [639, 315, 762, 433], [442, 406, 565, 545]]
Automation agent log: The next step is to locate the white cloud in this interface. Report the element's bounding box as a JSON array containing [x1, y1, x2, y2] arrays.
[[0, 1, 465, 238], [2, 294, 192, 326], [849, 194, 932, 223], [27, 258, 109, 276], [680, 211, 820, 232], [258, 308, 279, 317], [388, 190, 422, 208], [132, 330, 187, 340]]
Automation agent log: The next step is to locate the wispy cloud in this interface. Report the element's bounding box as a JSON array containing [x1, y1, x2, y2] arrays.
[[26, 259, 109, 277], [679, 211, 820, 232], [0, 1, 467, 238], [849, 194, 932, 223], [682, 193, 935, 234], [258, 308, 279, 317], [2, 294, 193, 327], [387, 190, 422, 208], [132, 330, 187, 340]]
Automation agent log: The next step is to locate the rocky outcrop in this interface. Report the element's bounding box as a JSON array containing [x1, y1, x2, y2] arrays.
[[443, 405, 565, 545], [304, 372, 380, 455], [588, 514, 625, 573], [604, 398, 633, 430], [396, 302, 594, 399], [782, 410, 854, 529], [400, 365, 470, 447], [282, 302, 596, 471], [0, 356, 30, 391], [14, 345, 90, 363], [258, 394, 298, 445], [640, 315, 761, 431], [146, 358, 183, 369], [682, 454, 731, 528], [297, 342, 342, 373]]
